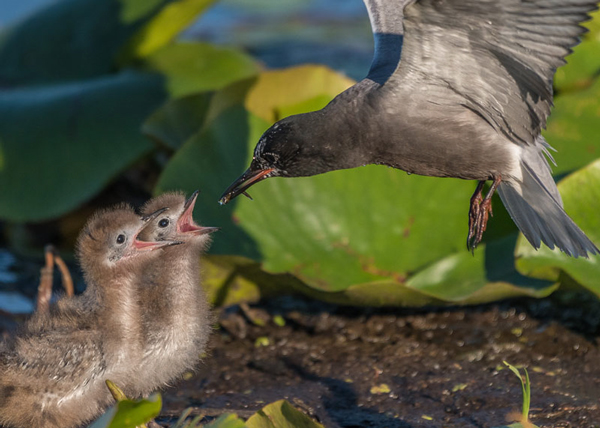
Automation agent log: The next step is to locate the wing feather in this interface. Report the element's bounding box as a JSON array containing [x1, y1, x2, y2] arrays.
[[392, 0, 598, 145]]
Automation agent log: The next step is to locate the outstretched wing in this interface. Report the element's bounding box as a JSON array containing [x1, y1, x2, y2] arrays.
[[367, 0, 597, 145], [363, 0, 415, 84]]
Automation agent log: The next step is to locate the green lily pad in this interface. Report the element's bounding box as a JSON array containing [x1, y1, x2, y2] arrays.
[[0, 71, 165, 222], [202, 244, 556, 308], [0, 0, 171, 85], [89, 393, 162, 428], [406, 236, 556, 304], [204, 414, 246, 428], [140, 42, 260, 98], [143, 92, 214, 151], [244, 65, 354, 123], [117, 0, 217, 63], [246, 400, 324, 428], [554, 10, 600, 93], [0, 0, 219, 86], [544, 77, 600, 176], [516, 159, 600, 296]]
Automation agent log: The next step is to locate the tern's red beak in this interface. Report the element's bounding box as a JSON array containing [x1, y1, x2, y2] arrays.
[[218, 167, 275, 205]]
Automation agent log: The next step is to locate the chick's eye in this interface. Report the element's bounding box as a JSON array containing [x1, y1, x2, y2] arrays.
[[116, 234, 126, 244], [158, 218, 169, 228]]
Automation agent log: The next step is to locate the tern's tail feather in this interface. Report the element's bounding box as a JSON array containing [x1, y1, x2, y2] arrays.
[[497, 141, 598, 258]]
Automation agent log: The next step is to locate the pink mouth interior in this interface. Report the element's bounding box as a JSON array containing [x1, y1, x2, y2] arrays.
[[177, 202, 202, 234], [133, 238, 163, 251]]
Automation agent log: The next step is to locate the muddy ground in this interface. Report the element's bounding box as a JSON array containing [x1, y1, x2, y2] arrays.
[[151, 294, 600, 428], [1, 251, 599, 428]]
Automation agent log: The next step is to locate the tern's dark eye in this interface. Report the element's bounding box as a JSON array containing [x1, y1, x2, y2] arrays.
[[262, 153, 278, 165], [158, 218, 169, 228], [116, 234, 126, 244]]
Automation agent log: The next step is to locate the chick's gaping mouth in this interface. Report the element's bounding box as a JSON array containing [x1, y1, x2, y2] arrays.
[[178, 190, 220, 235]]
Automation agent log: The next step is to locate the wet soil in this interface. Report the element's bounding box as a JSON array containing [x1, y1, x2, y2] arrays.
[[157, 295, 600, 428], [2, 265, 600, 428]]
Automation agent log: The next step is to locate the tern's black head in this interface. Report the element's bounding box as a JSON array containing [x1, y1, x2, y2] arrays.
[[219, 112, 354, 205]]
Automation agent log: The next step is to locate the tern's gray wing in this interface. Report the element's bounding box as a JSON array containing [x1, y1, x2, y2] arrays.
[[363, 0, 415, 84], [389, 0, 597, 145], [363, 0, 415, 85]]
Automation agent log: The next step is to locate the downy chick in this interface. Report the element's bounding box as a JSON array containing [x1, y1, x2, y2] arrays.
[[133, 191, 218, 396], [0, 205, 177, 428]]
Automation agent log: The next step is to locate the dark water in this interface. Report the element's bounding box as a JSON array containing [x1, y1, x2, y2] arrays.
[[0, 249, 34, 314], [192, 0, 373, 79]]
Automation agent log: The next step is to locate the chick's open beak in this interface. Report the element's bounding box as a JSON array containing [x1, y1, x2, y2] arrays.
[[219, 167, 274, 205], [134, 207, 182, 251], [178, 190, 220, 235]]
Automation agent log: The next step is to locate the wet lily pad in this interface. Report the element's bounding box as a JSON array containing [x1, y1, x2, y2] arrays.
[[516, 158, 600, 296]]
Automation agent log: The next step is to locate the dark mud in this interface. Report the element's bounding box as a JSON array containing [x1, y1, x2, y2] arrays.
[[2, 268, 600, 428], [158, 295, 600, 428]]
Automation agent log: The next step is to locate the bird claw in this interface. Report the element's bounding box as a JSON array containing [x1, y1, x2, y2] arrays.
[[467, 198, 492, 252]]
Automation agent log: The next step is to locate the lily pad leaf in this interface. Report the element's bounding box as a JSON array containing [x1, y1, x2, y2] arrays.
[[143, 92, 214, 151], [140, 42, 260, 98], [246, 400, 324, 428], [544, 77, 600, 176], [0, 0, 173, 85], [516, 158, 600, 296], [554, 10, 600, 93], [118, 0, 217, 63], [244, 65, 354, 123], [203, 414, 246, 428], [0, 71, 166, 222], [89, 393, 162, 428], [202, 248, 555, 309], [406, 236, 556, 304]]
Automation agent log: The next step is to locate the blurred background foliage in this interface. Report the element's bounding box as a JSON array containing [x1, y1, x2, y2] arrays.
[[0, 0, 599, 308]]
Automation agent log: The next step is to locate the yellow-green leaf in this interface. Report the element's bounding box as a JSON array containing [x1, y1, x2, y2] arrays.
[[246, 400, 324, 428], [118, 0, 217, 63], [516, 159, 600, 296]]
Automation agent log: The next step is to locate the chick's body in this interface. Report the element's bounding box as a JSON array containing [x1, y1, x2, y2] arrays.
[[0, 206, 173, 428], [133, 192, 216, 396]]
